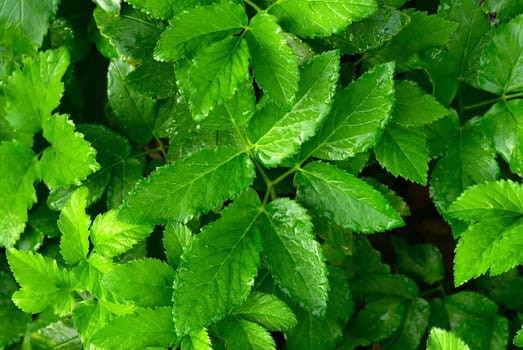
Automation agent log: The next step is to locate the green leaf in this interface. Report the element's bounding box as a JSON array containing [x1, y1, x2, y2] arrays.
[[476, 13, 523, 94], [125, 59, 177, 98], [245, 13, 299, 105], [0, 0, 59, 47], [58, 187, 91, 265], [438, 0, 491, 85], [382, 298, 430, 350], [482, 0, 523, 23], [107, 59, 158, 145], [482, 100, 523, 175], [91, 209, 154, 258], [294, 162, 404, 233], [233, 292, 297, 331], [448, 180, 523, 221], [107, 158, 144, 209], [125, 0, 176, 19], [375, 123, 429, 184], [6, 249, 74, 314], [217, 318, 275, 350], [187, 36, 250, 120], [73, 253, 115, 298], [392, 80, 448, 126], [4, 48, 70, 135], [181, 329, 212, 350], [269, 0, 377, 38], [163, 222, 194, 268], [350, 274, 419, 301], [0, 141, 38, 247], [249, 50, 340, 167], [94, 4, 163, 60], [515, 327, 523, 347], [102, 258, 175, 307], [154, 2, 247, 61], [77, 124, 131, 167], [39, 114, 100, 189], [172, 190, 262, 335], [427, 328, 471, 350], [118, 146, 255, 224], [0, 270, 31, 347], [91, 307, 179, 349], [258, 198, 329, 314], [93, 0, 121, 14], [305, 62, 395, 161], [390, 236, 444, 285]]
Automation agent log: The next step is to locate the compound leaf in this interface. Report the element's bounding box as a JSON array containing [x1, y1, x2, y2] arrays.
[[4, 48, 69, 135], [306, 62, 395, 161], [392, 80, 448, 126], [234, 292, 297, 331], [375, 124, 429, 184], [476, 13, 523, 95], [188, 36, 250, 120], [155, 2, 247, 61], [249, 50, 340, 167], [172, 190, 262, 335], [58, 187, 91, 265], [258, 198, 329, 314], [245, 13, 299, 105], [295, 162, 404, 233], [40, 114, 100, 189], [6, 249, 74, 314], [217, 318, 275, 350], [118, 146, 255, 225], [90, 307, 179, 350], [90, 209, 153, 258], [0, 141, 38, 247], [269, 0, 377, 38], [102, 258, 175, 307]]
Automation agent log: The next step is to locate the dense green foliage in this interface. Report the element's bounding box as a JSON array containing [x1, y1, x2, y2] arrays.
[[1, 0, 523, 349]]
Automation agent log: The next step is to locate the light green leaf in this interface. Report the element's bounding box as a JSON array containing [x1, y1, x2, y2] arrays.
[[39, 114, 100, 189], [305, 62, 395, 161], [58, 187, 91, 265], [477, 13, 523, 94], [234, 292, 297, 331], [181, 328, 212, 350], [269, 0, 377, 38], [91, 307, 179, 349], [0, 0, 59, 47], [427, 328, 471, 350], [94, 4, 163, 60], [74, 300, 130, 345], [4, 48, 70, 135], [249, 50, 340, 167], [154, 2, 247, 61], [188, 36, 250, 120], [375, 124, 429, 184], [91, 209, 154, 258], [217, 318, 275, 350], [258, 198, 329, 314], [294, 162, 404, 233], [107, 59, 158, 144], [482, 100, 523, 175], [102, 258, 175, 307], [6, 249, 74, 314], [73, 253, 115, 298], [448, 180, 523, 221], [125, 0, 176, 19], [490, 219, 523, 275], [172, 190, 262, 335], [515, 327, 523, 347], [163, 222, 194, 268], [245, 13, 299, 105], [0, 141, 38, 247], [118, 146, 255, 225], [392, 80, 448, 126], [94, 0, 121, 14]]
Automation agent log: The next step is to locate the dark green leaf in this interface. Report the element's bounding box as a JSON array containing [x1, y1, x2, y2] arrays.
[[172, 190, 262, 335], [295, 162, 404, 233], [245, 13, 299, 105], [350, 274, 419, 301], [107, 158, 144, 209], [118, 146, 255, 224], [258, 198, 328, 314], [0, 141, 38, 247], [269, 0, 377, 38], [126, 59, 177, 98], [0, 269, 31, 347], [76, 124, 130, 167], [482, 0, 523, 22], [382, 298, 430, 350], [248, 50, 340, 167]]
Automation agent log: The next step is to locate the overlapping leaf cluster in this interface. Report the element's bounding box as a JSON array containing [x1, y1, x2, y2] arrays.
[[2, 0, 523, 349]]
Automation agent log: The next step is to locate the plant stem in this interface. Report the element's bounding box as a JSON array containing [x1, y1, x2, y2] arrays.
[[243, 0, 262, 12], [463, 92, 523, 111]]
